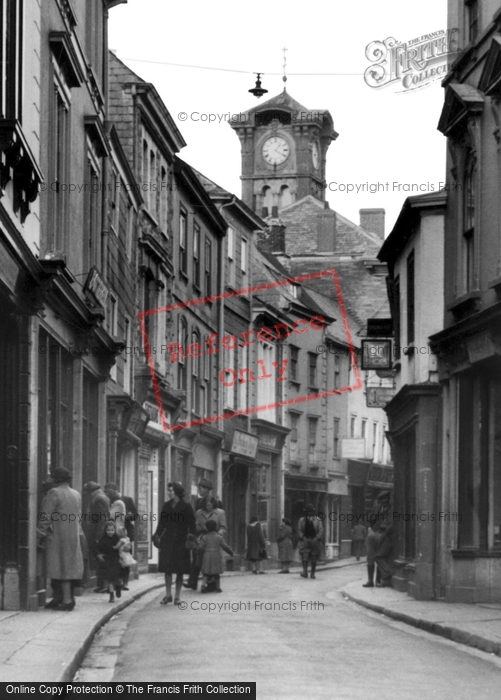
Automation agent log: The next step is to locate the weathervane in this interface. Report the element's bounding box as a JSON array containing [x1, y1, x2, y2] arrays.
[[282, 47, 288, 90]]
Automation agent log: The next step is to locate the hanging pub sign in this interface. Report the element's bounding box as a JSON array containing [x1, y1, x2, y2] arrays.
[[231, 429, 259, 459], [361, 339, 392, 370], [366, 318, 393, 337], [84, 266, 109, 308], [366, 386, 395, 408]]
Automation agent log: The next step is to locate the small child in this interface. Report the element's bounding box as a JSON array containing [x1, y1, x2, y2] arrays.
[[198, 519, 233, 593], [97, 521, 122, 603], [115, 525, 135, 590]]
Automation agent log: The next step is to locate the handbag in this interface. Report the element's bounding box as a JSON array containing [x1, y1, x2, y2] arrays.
[[259, 546, 268, 560], [185, 533, 198, 550]]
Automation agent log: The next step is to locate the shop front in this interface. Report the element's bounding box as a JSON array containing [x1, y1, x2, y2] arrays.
[[250, 419, 289, 563], [222, 426, 259, 564], [284, 474, 330, 561]]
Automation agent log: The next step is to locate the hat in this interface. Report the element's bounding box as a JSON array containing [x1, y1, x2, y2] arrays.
[[104, 482, 118, 491], [304, 503, 315, 513], [84, 481, 101, 493], [51, 467, 72, 483], [198, 478, 213, 490]]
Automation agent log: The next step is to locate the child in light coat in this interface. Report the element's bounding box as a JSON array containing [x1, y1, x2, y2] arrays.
[[114, 525, 135, 590], [198, 520, 233, 593]]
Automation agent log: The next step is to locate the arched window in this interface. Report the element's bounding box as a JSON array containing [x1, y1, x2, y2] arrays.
[[279, 185, 292, 209], [262, 186, 273, 217]]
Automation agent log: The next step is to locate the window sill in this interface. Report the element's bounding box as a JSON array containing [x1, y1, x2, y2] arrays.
[[446, 291, 481, 318], [451, 549, 501, 558], [179, 271, 189, 282], [193, 285, 201, 296], [289, 380, 301, 389], [488, 275, 501, 298]]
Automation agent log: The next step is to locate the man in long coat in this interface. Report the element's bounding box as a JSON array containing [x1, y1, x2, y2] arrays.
[[84, 481, 110, 592], [297, 504, 324, 579], [37, 467, 84, 610]]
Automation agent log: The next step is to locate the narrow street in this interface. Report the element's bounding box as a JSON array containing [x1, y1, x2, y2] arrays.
[[77, 565, 501, 699]]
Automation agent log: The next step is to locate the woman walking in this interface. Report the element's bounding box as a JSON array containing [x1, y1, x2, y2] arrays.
[[153, 482, 196, 605], [277, 518, 294, 573], [245, 516, 267, 574]]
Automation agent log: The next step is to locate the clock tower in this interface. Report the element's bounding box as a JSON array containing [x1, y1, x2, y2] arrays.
[[230, 90, 337, 217]]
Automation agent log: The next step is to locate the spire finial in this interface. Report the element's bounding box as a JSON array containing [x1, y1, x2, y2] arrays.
[[282, 47, 288, 90]]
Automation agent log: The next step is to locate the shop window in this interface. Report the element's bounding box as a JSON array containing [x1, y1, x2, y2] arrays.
[[457, 374, 501, 551], [82, 371, 99, 486], [38, 332, 74, 480]]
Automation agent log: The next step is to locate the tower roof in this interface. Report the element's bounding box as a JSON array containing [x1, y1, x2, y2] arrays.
[[235, 89, 337, 140], [245, 89, 310, 115]]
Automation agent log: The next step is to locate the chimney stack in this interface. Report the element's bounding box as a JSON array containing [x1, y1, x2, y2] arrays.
[[359, 208, 385, 239]]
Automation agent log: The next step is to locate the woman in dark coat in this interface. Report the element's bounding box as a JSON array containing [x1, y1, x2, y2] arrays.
[[245, 516, 267, 574], [153, 482, 196, 605], [277, 518, 294, 574]]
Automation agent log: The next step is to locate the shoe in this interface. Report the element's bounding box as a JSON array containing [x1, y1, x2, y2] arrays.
[[94, 587, 107, 593], [44, 599, 62, 609], [160, 595, 173, 605], [109, 593, 115, 603], [201, 586, 207, 593], [258, 571, 266, 574], [300, 573, 308, 578], [122, 586, 129, 591], [252, 570, 258, 574], [183, 582, 197, 590], [116, 587, 121, 599], [174, 598, 181, 606], [362, 582, 374, 588], [310, 574, 316, 579], [56, 602, 75, 611], [278, 570, 287, 574], [215, 588, 222, 593]]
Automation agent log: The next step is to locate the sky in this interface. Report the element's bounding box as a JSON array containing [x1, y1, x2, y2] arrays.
[[109, 0, 449, 235]]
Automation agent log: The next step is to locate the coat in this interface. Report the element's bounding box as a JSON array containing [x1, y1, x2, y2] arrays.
[[195, 508, 228, 537], [109, 498, 126, 525], [245, 521, 267, 561], [297, 515, 324, 560], [154, 499, 196, 575], [96, 532, 122, 584], [37, 483, 84, 581], [199, 531, 233, 575], [122, 494, 138, 540], [366, 527, 382, 565], [88, 489, 110, 547], [277, 524, 294, 562]]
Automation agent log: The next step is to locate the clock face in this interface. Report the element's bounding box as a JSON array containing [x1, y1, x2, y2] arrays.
[[262, 136, 290, 165], [312, 142, 320, 169]]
